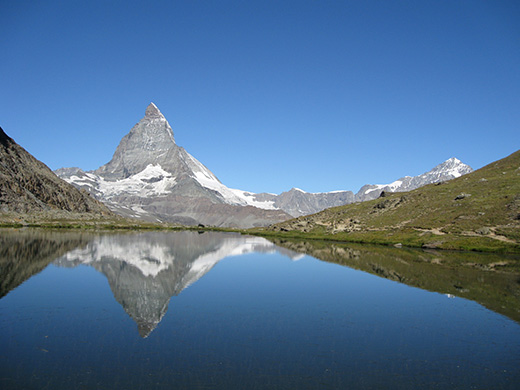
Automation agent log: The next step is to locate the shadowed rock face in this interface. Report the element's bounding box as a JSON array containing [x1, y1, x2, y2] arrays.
[[54, 231, 297, 337], [0, 127, 111, 217]]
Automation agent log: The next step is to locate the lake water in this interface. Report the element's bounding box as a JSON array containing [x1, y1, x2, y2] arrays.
[[1, 229, 519, 389]]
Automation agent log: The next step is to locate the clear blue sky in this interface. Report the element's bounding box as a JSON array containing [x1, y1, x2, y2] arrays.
[[1, 0, 519, 194]]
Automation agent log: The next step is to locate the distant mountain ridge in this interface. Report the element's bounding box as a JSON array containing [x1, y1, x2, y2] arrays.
[[268, 149, 520, 252], [235, 157, 473, 217], [355, 157, 473, 203], [55, 103, 473, 224]]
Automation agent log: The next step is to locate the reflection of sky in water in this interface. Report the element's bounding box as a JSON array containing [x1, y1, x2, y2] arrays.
[[0, 231, 519, 389]]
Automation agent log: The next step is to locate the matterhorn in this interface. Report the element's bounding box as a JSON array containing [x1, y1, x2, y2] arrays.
[[56, 103, 290, 227]]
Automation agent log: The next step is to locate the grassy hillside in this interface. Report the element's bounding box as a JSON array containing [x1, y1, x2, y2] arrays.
[[256, 150, 520, 252]]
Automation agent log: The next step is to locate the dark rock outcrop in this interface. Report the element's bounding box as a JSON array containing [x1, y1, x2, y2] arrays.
[[0, 127, 112, 218]]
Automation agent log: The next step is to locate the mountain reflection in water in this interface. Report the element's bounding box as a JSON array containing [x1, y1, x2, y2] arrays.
[[53, 231, 302, 337], [1, 229, 520, 389], [1, 229, 519, 334], [269, 238, 520, 324]]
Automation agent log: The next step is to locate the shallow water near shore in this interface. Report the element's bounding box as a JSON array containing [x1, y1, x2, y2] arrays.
[[1, 229, 519, 389]]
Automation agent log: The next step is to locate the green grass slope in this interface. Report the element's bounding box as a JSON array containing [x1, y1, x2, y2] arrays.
[[259, 150, 520, 252]]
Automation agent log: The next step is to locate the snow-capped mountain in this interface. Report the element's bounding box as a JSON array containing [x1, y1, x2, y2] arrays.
[[214, 157, 473, 217], [354, 157, 473, 202], [54, 231, 302, 337], [241, 188, 355, 218], [56, 103, 473, 222], [56, 103, 290, 228]]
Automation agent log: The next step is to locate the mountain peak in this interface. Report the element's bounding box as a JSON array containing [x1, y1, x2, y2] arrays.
[[93, 103, 177, 180], [145, 102, 163, 118], [442, 157, 462, 166], [128, 103, 175, 149], [434, 157, 472, 177]]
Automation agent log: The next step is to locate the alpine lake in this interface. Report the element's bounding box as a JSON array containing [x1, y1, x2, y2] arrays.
[[1, 229, 519, 390]]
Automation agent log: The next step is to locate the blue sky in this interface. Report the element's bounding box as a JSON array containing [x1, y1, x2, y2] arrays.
[[1, 0, 519, 194]]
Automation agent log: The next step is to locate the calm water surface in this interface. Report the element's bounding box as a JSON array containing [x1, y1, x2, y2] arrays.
[[0, 229, 519, 389]]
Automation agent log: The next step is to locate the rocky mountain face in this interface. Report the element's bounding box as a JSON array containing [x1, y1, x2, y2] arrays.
[[248, 189, 355, 218], [0, 126, 111, 219], [56, 103, 290, 228]]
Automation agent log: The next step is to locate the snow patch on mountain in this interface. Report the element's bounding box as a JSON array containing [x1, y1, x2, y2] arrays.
[[178, 151, 278, 209], [192, 169, 245, 204], [228, 189, 277, 210], [68, 164, 177, 200], [364, 179, 405, 195]]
